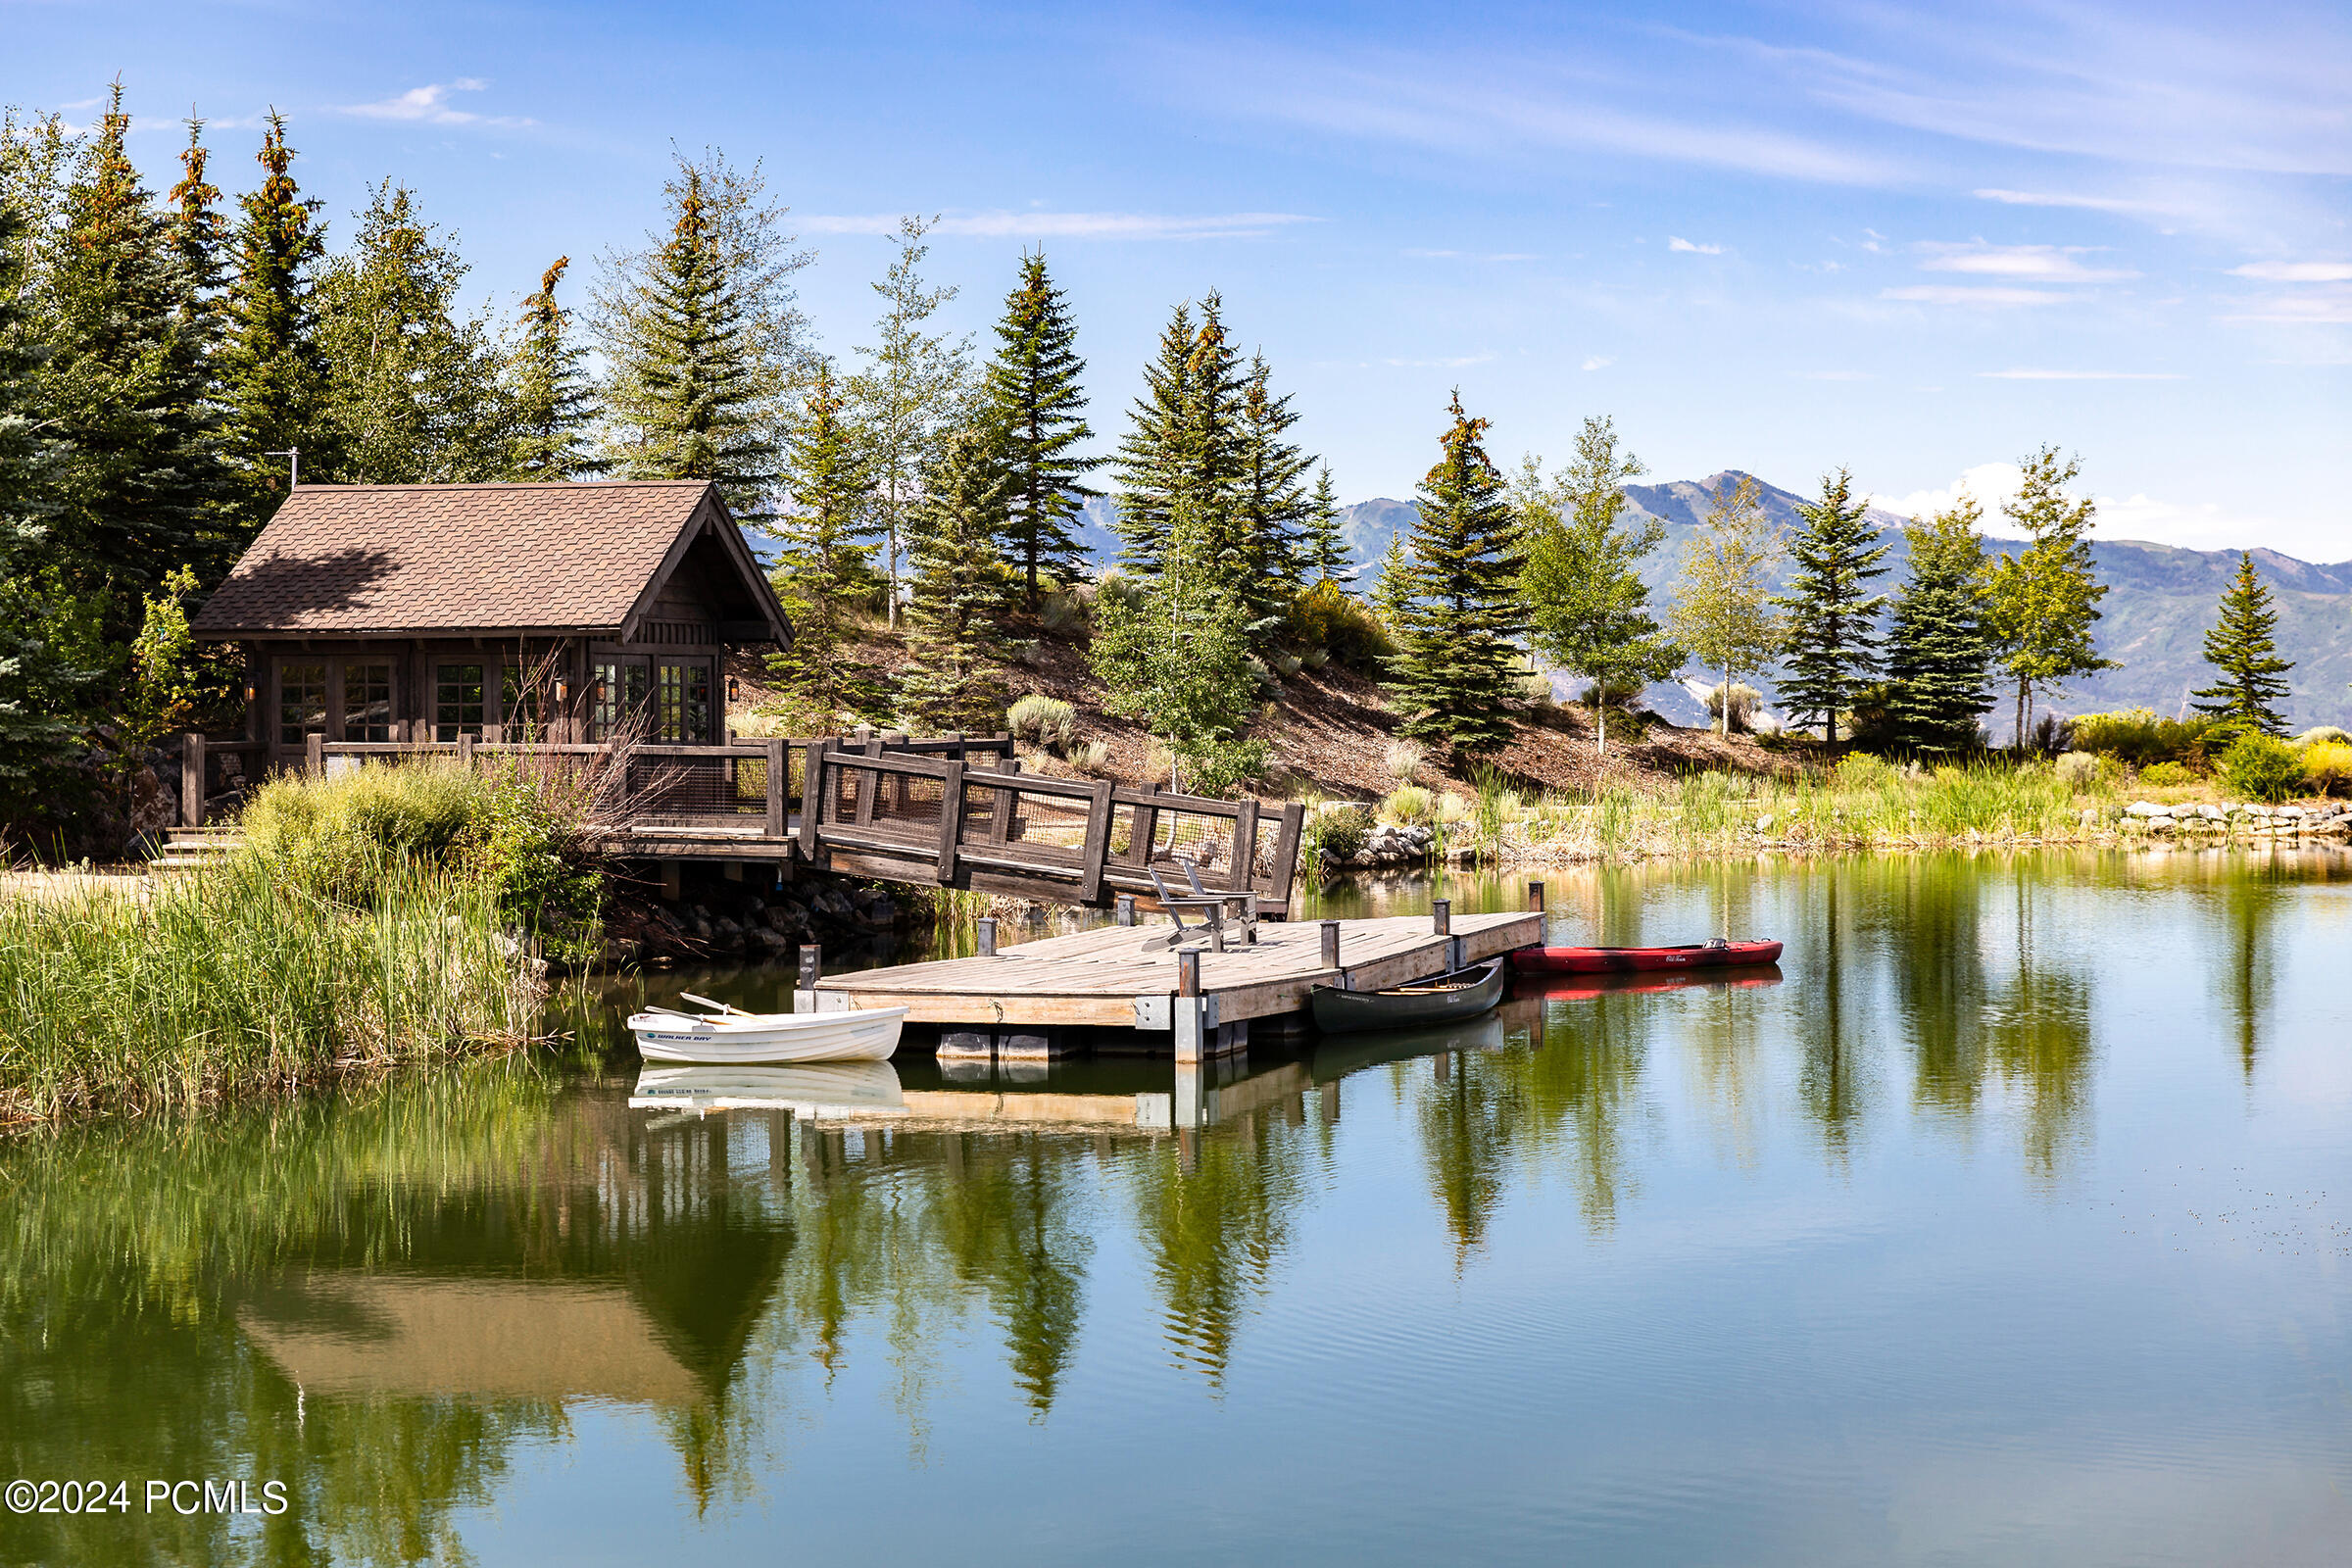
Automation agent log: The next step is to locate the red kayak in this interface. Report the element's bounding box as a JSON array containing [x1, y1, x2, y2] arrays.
[[1510, 940, 1783, 974]]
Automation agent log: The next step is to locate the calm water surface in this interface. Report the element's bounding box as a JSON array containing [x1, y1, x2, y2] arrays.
[[4, 852, 2348, 1566]]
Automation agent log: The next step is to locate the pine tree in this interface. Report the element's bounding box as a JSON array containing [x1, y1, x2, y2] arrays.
[[1884, 491, 1994, 753], [595, 151, 808, 524], [1666, 474, 1781, 737], [165, 118, 227, 368], [38, 82, 229, 619], [1370, 535, 1415, 629], [1772, 468, 1889, 746], [313, 183, 511, 483], [901, 424, 1019, 733], [0, 191, 96, 804], [1301, 466, 1349, 585], [1518, 417, 1679, 755], [1386, 392, 1524, 755], [763, 364, 890, 729], [848, 216, 969, 626], [1110, 293, 1246, 582], [980, 250, 1096, 606], [1230, 351, 1313, 638], [2190, 553, 2293, 735], [507, 256, 602, 478], [1107, 301, 1193, 574], [220, 110, 326, 510], [1981, 446, 2114, 747]]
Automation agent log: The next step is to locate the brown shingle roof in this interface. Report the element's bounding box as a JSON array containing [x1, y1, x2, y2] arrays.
[[193, 480, 730, 636]]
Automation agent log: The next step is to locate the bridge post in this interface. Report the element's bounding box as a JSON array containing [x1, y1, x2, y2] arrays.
[[1228, 799, 1260, 894], [799, 740, 828, 862], [935, 760, 965, 884], [307, 732, 325, 778], [1076, 779, 1115, 905], [182, 732, 206, 826], [764, 739, 786, 839]]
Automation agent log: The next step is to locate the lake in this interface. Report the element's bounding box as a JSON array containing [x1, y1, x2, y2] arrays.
[[3, 851, 2347, 1566]]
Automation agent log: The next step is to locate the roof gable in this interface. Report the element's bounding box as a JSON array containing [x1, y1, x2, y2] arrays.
[[192, 481, 789, 642]]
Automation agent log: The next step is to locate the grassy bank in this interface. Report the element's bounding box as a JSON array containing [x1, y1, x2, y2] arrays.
[[1311, 754, 2351, 873], [0, 760, 599, 1125]]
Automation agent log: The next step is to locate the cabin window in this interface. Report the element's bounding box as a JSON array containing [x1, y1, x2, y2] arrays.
[[589, 659, 650, 742], [655, 660, 711, 743], [278, 662, 327, 746], [434, 662, 485, 742], [342, 662, 393, 742]]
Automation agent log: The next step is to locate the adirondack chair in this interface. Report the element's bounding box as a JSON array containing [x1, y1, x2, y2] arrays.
[[1137, 856, 1257, 953]]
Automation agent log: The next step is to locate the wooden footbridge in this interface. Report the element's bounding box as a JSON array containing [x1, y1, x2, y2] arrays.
[[180, 729, 1308, 912]]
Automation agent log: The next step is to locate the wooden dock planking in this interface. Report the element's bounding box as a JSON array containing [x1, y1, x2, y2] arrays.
[[813, 911, 1541, 1028]]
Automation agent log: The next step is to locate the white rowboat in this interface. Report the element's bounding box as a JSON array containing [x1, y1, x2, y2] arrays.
[[627, 994, 907, 1064], [629, 1061, 908, 1116]]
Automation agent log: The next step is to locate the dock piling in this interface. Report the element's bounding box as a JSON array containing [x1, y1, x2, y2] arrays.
[[1115, 894, 1137, 927], [976, 916, 998, 957], [1527, 880, 1544, 912], [1320, 919, 1341, 971], [1433, 899, 1451, 936]]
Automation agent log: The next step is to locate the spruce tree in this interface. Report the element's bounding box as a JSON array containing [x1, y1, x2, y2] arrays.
[[1107, 300, 1193, 574], [764, 365, 890, 729], [220, 110, 326, 510], [1230, 351, 1313, 639], [1370, 535, 1415, 629], [165, 118, 227, 369], [507, 256, 602, 478], [847, 216, 969, 626], [1981, 446, 2114, 747], [901, 423, 1019, 733], [1301, 466, 1349, 585], [982, 250, 1096, 605], [1518, 417, 1679, 755], [2190, 553, 2293, 735], [595, 151, 808, 524], [1386, 392, 1524, 755], [38, 82, 228, 618], [1772, 468, 1889, 746], [313, 183, 510, 483], [1666, 474, 1782, 737], [1884, 492, 1994, 753]]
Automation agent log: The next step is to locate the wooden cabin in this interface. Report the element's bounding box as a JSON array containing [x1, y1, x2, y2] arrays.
[[192, 480, 791, 765]]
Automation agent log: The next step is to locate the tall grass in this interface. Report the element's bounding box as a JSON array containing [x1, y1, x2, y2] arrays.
[[0, 844, 544, 1125]]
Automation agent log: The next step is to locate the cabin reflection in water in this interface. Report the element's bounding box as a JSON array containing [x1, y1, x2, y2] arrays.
[[236, 1095, 795, 1410]]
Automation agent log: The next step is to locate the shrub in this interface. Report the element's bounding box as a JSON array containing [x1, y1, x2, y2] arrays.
[[2297, 725, 2350, 748], [2138, 760, 2197, 788], [1703, 681, 1762, 732], [1039, 590, 1088, 636], [1272, 651, 1304, 678], [1070, 739, 1113, 776], [1007, 693, 1077, 753], [2071, 709, 2220, 767], [1384, 738, 1425, 784], [1301, 803, 1370, 872], [2302, 741, 2352, 796], [2220, 732, 2304, 803], [1172, 736, 1267, 800], [1299, 646, 1331, 671], [1286, 579, 1393, 671], [1832, 752, 1898, 790], [1094, 569, 1148, 617], [1382, 784, 1434, 825], [2054, 751, 2114, 790], [1518, 669, 1557, 708]]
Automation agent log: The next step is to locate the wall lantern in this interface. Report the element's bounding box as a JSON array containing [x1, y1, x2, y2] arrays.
[[554, 680, 569, 704], [726, 675, 741, 704], [243, 682, 257, 705]]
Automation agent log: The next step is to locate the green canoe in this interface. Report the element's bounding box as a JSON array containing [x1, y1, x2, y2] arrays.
[[1308, 958, 1505, 1034]]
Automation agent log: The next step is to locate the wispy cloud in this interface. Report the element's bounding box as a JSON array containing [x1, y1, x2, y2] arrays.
[[1977, 369, 2187, 380], [2230, 261, 2352, 282], [2221, 289, 2352, 324], [1581, 355, 1613, 371], [1668, 236, 1724, 255], [1916, 242, 2136, 281], [805, 210, 1316, 241], [335, 79, 534, 128], [1973, 187, 2154, 214], [1880, 285, 2067, 308]]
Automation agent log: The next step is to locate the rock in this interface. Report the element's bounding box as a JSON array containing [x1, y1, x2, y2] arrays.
[[2126, 802, 2167, 817], [2197, 804, 2226, 820]]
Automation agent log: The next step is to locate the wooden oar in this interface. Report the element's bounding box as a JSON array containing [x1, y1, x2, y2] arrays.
[[679, 991, 753, 1016]]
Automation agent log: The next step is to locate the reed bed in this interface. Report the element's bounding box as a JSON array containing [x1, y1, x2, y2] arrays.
[[0, 847, 544, 1125]]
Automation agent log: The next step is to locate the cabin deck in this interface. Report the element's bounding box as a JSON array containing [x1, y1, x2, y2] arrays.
[[810, 910, 1541, 1060]]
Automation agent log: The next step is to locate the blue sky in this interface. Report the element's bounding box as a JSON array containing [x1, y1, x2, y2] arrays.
[[9, 1, 2349, 555]]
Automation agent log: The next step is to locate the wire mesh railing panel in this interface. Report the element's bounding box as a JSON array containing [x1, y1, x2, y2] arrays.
[[865, 771, 945, 838], [1147, 807, 1242, 883], [626, 757, 761, 821], [1002, 789, 1092, 853]]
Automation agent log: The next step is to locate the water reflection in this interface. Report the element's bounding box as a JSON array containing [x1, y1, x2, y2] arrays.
[[2, 850, 2347, 1565]]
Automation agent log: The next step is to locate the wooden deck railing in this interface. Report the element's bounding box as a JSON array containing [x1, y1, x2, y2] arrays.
[[178, 728, 1305, 911]]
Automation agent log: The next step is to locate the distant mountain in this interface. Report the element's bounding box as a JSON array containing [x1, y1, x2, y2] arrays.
[[1069, 474, 2352, 730]]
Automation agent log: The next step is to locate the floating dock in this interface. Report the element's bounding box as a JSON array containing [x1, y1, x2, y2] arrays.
[[808, 908, 1543, 1061]]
